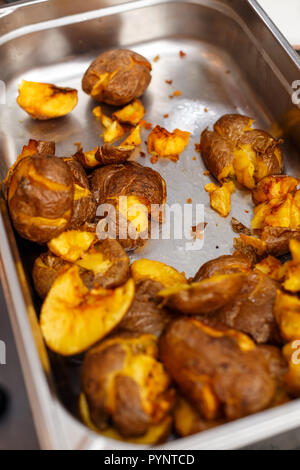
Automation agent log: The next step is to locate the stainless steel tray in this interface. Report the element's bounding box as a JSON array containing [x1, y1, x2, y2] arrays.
[[0, 0, 300, 450]]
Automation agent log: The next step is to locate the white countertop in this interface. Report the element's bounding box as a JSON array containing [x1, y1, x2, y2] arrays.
[[258, 0, 300, 48]]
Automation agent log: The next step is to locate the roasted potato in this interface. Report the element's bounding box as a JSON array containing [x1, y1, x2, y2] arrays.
[[91, 162, 166, 251], [200, 114, 283, 188], [131, 258, 186, 287], [261, 226, 300, 257], [79, 393, 172, 444], [4, 139, 55, 197], [73, 144, 135, 169], [274, 290, 300, 342], [7, 154, 74, 244], [173, 396, 224, 437], [160, 318, 275, 420], [159, 273, 245, 315], [47, 229, 96, 262], [251, 190, 300, 230], [81, 333, 173, 438], [147, 125, 190, 162], [40, 266, 134, 355], [204, 181, 235, 217], [258, 345, 290, 406], [233, 234, 267, 264], [82, 49, 152, 106], [63, 158, 96, 228], [112, 99, 145, 126], [210, 270, 280, 344], [17, 80, 78, 120], [252, 175, 299, 205], [117, 279, 173, 337], [194, 254, 252, 281], [32, 251, 71, 299]]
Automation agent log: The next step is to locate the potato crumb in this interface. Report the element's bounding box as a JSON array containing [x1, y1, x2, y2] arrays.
[[153, 55, 160, 62], [165, 80, 173, 85], [140, 120, 152, 130], [194, 143, 201, 152], [163, 113, 169, 118], [179, 50, 186, 58], [150, 155, 159, 164], [186, 198, 192, 204], [173, 90, 181, 96], [204, 107, 208, 113], [192, 156, 197, 161], [140, 151, 146, 158], [203, 170, 210, 176]]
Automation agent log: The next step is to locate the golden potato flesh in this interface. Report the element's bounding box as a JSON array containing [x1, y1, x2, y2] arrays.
[[121, 124, 142, 147], [160, 317, 275, 420], [113, 99, 145, 126], [255, 255, 286, 281], [81, 333, 173, 437], [274, 290, 300, 342], [48, 230, 96, 262], [252, 190, 300, 230], [17, 80, 78, 120], [205, 181, 235, 217], [79, 393, 172, 444], [8, 155, 74, 244], [233, 234, 267, 264], [82, 49, 152, 106], [131, 259, 187, 287], [159, 273, 245, 315], [252, 175, 299, 205], [147, 125, 190, 162], [40, 266, 135, 355], [200, 114, 283, 189]]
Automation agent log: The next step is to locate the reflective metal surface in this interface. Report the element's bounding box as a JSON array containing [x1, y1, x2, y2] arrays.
[[0, 0, 299, 449]]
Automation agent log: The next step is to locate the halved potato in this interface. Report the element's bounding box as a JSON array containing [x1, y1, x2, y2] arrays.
[[48, 230, 96, 262], [17, 80, 78, 120], [159, 273, 245, 315], [40, 266, 135, 355], [131, 259, 187, 287], [147, 125, 190, 162], [79, 393, 172, 444]]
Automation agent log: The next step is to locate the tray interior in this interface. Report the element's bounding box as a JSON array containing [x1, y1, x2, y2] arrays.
[[1, 0, 300, 443]]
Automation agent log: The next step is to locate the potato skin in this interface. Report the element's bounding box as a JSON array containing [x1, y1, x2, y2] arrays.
[[8, 154, 74, 244], [91, 161, 166, 207], [200, 129, 234, 181], [214, 114, 253, 143], [160, 317, 275, 420], [82, 49, 152, 106], [194, 254, 252, 281], [63, 158, 96, 228], [162, 274, 245, 315], [32, 251, 71, 299], [209, 271, 280, 344], [118, 279, 174, 337], [262, 227, 300, 257]]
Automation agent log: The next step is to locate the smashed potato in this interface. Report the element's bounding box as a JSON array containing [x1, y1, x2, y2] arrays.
[[81, 333, 173, 437], [79, 393, 172, 444], [8, 155, 74, 244], [205, 181, 235, 217], [32, 252, 71, 299], [40, 267, 134, 355], [63, 158, 96, 228], [73, 144, 134, 169], [131, 258, 186, 287], [82, 49, 152, 106], [118, 279, 173, 337], [200, 114, 283, 188], [147, 125, 190, 162], [159, 273, 245, 315], [113, 99, 145, 126], [17, 80, 78, 120], [160, 317, 275, 420]]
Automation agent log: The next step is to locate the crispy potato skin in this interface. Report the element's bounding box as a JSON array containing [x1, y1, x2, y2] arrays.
[[210, 271, 280, 344], [161, 273, 245, 315], [194, 254, 252, 281], [8, 154, 74, 244], [97, 145, 135, 166], [32, 251, 71, 299], [81, 333, 173, 437], [261, 227, 300, 257], [160, 318, 275, 420], [82, 49, 151, 106], [233, 234, 267, 264], [91, 161, 166, 207], [63, 158, 96, 228], [200, 129, 234, 181], [214, 114, 253, 143], [79, 238, 130, 289], [118, 279, 174, 337]]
